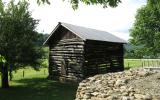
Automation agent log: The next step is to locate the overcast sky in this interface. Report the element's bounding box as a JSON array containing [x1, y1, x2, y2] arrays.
[[28, 0, 146, 41]]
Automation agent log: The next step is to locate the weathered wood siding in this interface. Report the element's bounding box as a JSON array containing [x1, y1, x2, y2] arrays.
[[48, 28, 84, 81], [83, 40, 124, 77], [47, 26, 124, 81]]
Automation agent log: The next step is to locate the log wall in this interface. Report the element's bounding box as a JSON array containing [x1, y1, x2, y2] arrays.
[[48, 29, 85, 81], [83, 40, 124, 77], [48, 26, 124, 81]]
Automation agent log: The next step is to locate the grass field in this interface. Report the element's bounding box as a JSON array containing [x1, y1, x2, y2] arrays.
[[0, 68, 78, 100], [124, 59, 142, 69], [0, 59, 160, 100], [124, 59, 160, 69]]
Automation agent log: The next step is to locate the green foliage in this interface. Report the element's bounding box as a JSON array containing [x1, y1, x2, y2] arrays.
[[0, 55, 6, 63], [37, 0, 50, 5], [1, 0, 160, 10], [40, 59, 48, 68], [36, 33, 49, 46], [34, 0, 160, 10], [0, 0, 42, 69], [36, 0, 121, 10], [40, 47, 49, 68], [147, 0, 160, 11], [35, 33, 49, 68], [0, 0, 4, 13], [124, 44, 146, 59], [129, 3, 160, 58]]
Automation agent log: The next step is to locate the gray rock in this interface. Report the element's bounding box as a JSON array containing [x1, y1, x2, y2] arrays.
[[106, 95, 117, 100], [79, 82, 86, 87], [120, 86, 127, 92], [98, 93, 108, 98], [76, 68, 160, 100], [121, 96, 132, 100], [83, 94, 91, 99], [143, 94, 152, 100], [134, 94, 145, 99], [91, 92, 99, 96], [138, 71, 150, 77], [128, 86, 134, 92], [115, 79, 127, 86], [122, 92, 129, 96]]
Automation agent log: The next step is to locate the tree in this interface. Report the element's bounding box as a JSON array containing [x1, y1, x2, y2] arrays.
[[36, 0, 160, 10], [37, 0, 121, 9], [36, 33, 49, 68], [147, 0, 160, 10], [124, 44, 144, 59], [36, 33, 49, 46], [0, 55, 9, 88], [0, 0, 42, 88], [130, 2, 160, 58], [1, 0, 160, 10]]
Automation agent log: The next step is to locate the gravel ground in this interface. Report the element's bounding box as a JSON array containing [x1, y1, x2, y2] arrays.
[[127, 71, 160, 97], [76, 68, 160, 100]]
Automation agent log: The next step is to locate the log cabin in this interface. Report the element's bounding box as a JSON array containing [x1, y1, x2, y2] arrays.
[[43, 22, 127, 82]]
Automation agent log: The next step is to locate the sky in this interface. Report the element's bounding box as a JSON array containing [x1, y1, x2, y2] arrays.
[[28, 0, 147, 41]]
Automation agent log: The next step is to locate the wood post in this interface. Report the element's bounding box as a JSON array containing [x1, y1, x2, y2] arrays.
[[9, 64, 13, 81], [23, 70, 25, 78]]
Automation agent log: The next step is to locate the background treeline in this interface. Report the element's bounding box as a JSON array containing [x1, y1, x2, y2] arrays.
[[36, 33, 49, 68], [125, 1, 160, 59], [124, 44, 160, 59]]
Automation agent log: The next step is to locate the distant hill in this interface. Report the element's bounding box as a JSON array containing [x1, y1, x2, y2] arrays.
[[124, 44, 144, 51]]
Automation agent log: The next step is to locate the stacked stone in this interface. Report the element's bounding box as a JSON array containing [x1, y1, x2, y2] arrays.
[[76, 68, 159, 100]]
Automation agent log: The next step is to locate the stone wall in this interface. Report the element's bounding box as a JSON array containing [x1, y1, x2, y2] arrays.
[[76, 68, 160, 100]]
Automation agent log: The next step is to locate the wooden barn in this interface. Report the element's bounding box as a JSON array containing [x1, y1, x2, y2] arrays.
[[44, 22, 127, 81]]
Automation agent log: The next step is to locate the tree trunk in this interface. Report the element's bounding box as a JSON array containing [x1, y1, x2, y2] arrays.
[[1, 63, 9, 88], [9, 64, 13, 81]]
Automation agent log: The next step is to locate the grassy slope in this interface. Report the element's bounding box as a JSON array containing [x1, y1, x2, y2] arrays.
[[0, 68, 78, 100]]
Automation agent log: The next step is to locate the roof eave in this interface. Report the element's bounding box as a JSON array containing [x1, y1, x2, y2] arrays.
[[86, 39, 127, 44], [43, 22, 87, 45]]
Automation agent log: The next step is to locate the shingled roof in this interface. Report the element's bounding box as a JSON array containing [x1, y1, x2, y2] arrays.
[[44, 22, 127, 45]]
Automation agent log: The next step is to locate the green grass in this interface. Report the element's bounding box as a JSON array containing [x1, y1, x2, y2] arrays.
[[124, 59, 160, 69], [124, 59, 142, 69], [1, 59, 159, 100], [0, 68, 78, 100]]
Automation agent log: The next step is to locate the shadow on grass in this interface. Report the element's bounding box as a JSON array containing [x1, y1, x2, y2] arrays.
[[0, 77, 78, 100], [125, 67, 131, 70]]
